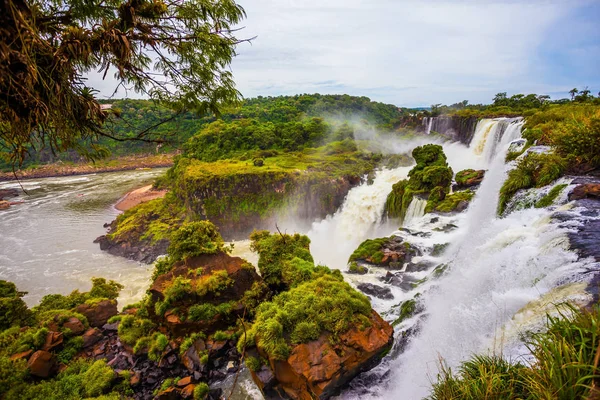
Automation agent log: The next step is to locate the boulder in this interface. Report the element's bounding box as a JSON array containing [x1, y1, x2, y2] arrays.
[[62, 317, 86, 335], [253, 310, 393, 400], [181, 384, 196, 399], [569, 184, 600, 201], [42, 331, 63, 351], [356, 283, 393, 300], [0, 200, 9, 210], [350, 236, 420, 268], [27, 350, 56, 378], [82, 328, 103, 348], [76, 299, 118, 327], [454, 169, 485, 190], [10, 350, 33, 361]]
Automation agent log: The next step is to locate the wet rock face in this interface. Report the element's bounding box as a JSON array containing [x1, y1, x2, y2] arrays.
[[350, 236, 421, 269], [0, 188, 19, 200], [569, 183, 600, 201], [253, 310, 393, 400], [357, 283, 393, 300]]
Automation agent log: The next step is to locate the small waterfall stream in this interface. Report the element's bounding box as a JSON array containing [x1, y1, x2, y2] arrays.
[[403, 197, 427, 226]]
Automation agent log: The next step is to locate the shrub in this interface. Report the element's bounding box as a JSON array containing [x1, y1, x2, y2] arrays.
[[168, 221, 227, 262], [498, 152, 566, 214], [117, 315, 154, 346], [241, 275, 371, 360], [193, 382, 210, 400], [82, 360, 115, 397], [0, 281, 31, 329], [348, 238, 388, 264], [249, 230, 314, 290]]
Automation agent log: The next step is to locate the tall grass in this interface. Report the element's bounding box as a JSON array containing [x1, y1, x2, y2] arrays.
[[429, 304, 600, 400]]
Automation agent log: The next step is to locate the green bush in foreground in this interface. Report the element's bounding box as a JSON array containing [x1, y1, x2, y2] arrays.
[[430, 304, 600, 399], [238, 274, 372, 360]]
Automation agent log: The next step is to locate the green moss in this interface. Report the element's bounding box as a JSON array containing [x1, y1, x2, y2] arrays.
[[455, 169, 482, 186], [193, 382, 210, 400], [245, 356, 262, 372], [392, 298, 418, 327], [348, 262, 368, 274], [499, 152, 566, 214], [117, 315, 154, 346], [429, 190, 474, 213], [386, 145, 453, 221], [432, 243, 449, 257], [57, 336, 84, 364], [348, 237, 389, 264], [108, 194, 186, 245], [535, 184, 568, 208], [212, 330, 233, 341], [240, 275, 371, 360], [179, 332, 206, 356], [167, 221, 229, 263], [35, 278, 123, 314]]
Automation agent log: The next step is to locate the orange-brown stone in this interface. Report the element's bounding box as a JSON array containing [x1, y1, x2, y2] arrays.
[[27, 350, 56, 378]]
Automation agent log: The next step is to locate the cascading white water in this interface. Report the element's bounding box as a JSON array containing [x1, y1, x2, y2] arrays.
[[307, 166, 412, 270], [369, 118, 597, 399], [403, 197, 427, 226]]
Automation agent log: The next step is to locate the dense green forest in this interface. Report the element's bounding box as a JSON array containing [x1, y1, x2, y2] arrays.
[[0, 94, 409, 171]]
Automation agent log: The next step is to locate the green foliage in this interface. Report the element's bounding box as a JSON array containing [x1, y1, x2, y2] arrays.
[[249, 231, 313, 290], [193, 382, 210, 400], [348, 262, 368, 274], [392, 299, 418, 327], [108, 194, 186, 249], [0, 0, 246, 168], [117, 315, 154, 347], [245, 356, 262, 372], [385, 145, 453, 221], [212, 330, 233, 341], [87, 278, 123, 300], [241, 275, 371, 360], [1, 358, 118, 399], [427, 190, 474, 213], [430, 304, 600, 400], [454, 169, 481, 186], [429, 355, 528, 400], [0, 356, 27, 396], [535, 184, 568, 208], [57, 336, 84, 364], [0, 281, 31, 330], [179, 332, 207, 356], [168, 221, 228, 262], [498, 153, 566, 214], [348, 238, 388, 264]]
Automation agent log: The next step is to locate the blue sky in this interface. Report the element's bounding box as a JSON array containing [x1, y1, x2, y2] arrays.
[[90, 0, 600, 107]]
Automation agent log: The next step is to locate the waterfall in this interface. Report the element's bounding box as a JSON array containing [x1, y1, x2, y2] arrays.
[[403, 197, 427, 226], [306, 166, 412, 270], [365, 118, 596, 399]]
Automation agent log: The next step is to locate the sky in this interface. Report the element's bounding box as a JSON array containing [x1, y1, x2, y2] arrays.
[[89, 0, 600, 107]]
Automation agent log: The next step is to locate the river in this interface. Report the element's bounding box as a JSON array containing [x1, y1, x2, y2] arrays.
[[0, 169, 167, 307]]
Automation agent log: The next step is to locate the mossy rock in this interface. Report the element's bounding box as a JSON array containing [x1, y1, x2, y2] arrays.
[[454, 169, 485, 189], [348, 236, 420, 268]]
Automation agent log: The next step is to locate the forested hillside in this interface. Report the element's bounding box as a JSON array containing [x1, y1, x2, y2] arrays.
[[0, 94, 407, 171]]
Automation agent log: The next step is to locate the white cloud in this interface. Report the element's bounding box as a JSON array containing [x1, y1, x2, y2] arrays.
[[87, 0, 595, 106]]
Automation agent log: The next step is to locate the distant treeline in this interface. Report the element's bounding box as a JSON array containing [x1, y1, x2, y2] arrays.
[[1, 94, 411, 171]]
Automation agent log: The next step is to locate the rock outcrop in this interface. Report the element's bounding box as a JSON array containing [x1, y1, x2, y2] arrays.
[[454, 169, 485, 190], [252, 310, 393, 400], [349, 236, 420, 269], [94, 226, 170, 264], [148, 252, 266, 336], [76, 299, 118, 328], [569, 183, 600, 201]]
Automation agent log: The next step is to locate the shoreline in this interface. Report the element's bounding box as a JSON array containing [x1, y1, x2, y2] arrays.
[[0, 153, 175, 182], [114, 184, 168, 211]]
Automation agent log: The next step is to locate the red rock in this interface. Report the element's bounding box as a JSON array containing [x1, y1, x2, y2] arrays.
[[177, 376, 193, 387], [181, 384, 196, 399], [156, 387, 179, 400], [130, 372, 141, 386], [27, 350, 56, 378], [62, 317, 86, 335], [42, 331, 63, 351], [76, 300, 118, 328], [569, 183, 600, 201], [0, 200, 9, 210], [82, 328, 103, 348], [252, 310, 393, 400], [10, 350, 33, 361]]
